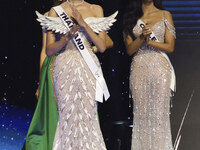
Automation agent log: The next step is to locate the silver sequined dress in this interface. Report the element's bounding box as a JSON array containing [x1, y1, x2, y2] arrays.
[[130, 14, 176, 150], [52, 30, 107, 150]]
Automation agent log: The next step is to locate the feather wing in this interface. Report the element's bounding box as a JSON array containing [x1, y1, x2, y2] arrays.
[[85, 11, 118, 33], [35, 11, 69, 34], [35, 11, 118, 34]]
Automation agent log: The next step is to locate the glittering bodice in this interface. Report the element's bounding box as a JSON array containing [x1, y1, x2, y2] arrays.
[[133, 18, 175, 55], [133, 19, 166, 59], [131, 17, 177, 73], [131, 19, 172, 77], [133, 20, 165, 43]]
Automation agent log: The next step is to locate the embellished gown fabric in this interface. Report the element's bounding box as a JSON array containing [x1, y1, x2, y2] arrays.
[[130, 15, 176, 150], [52, 31, 106, 150]]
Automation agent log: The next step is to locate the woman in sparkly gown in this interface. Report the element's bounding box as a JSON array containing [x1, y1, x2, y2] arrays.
[[23, 0, 114, 149], [35, 0, 113, 99], [46, 0, 108, 149], [124, 0, 176, 149]]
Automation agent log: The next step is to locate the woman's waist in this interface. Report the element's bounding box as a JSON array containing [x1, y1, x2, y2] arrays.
[[135, 48, 162, 58], [136, 44, 169, 59], [138, 43, 160, 52], [64, 39, 93, 51], [55, 46, 100, 66], [57, 48, 97, 60], [132, 50, 171, 68]]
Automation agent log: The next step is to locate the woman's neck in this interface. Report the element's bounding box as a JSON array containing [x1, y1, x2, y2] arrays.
[[142, 2, 156, 15], [68, 0, 83, 3], [67, 0, 84, 6]]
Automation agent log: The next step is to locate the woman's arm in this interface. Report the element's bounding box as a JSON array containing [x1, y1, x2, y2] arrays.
[[40, 32, 47, 69], [106, 34, 114, 49], [36, 12, 48, 99], [125, 24, 151, 56], [71, 5, 106, 53], [36, 31, 47, 99], [36, 32, 47, 99], [147, 11, 175, 53], [92, 34, 114, 53], [125, 35, 145, 56], [46, 8, 77, 57], [39, 12, 49, 69]]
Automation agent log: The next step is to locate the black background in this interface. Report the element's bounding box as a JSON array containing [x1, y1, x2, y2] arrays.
[[1, 0, 200, 149]]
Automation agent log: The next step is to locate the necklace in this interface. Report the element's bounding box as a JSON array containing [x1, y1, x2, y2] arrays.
[[67, 0, 84, 6]]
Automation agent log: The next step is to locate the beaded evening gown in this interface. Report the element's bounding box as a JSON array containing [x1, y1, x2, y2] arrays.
[[130, 14, 176, 150], [52, 30, 106, 150]]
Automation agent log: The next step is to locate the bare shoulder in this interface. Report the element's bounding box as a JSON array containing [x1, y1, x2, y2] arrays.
[[90, 4, 103, 11], [162, 10, 174, 24], [48, 7, 58, 17], [162, 10, 173, 18], [44, 11, 49, 16], [60, 2, 68, 9], [90, 4, 104, 17]]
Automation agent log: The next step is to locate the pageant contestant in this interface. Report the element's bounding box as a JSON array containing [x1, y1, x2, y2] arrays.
[[47, 1, 110, 149], [35, 0, 114, 99], [124, 0, 176, 149], [24, 0, 118, 150]]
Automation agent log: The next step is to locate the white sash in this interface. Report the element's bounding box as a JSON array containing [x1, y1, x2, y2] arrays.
[[53, 6, 110, 102], [137, 19, 176, 93]]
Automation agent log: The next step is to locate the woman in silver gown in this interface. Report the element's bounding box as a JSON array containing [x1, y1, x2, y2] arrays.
[[124, 0, 176, 149], [46, 0, 108, 149]]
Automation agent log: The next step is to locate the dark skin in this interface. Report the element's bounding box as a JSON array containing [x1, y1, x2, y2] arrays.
[[125, 0, 175, 56]]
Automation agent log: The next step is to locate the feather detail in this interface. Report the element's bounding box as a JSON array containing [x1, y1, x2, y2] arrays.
[[35, 11, 118, 34], [84, 11, 118, 33], [35, 11, 69, 34]]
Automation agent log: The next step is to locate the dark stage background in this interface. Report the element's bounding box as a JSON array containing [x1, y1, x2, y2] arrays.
[[1, 0, 200, 149]]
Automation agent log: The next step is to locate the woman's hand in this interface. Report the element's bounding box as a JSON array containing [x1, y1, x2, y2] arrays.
[[69, 24, 80, 38], [70, 6, 86, 27], [125, 23, 151, 56], [68, 4, 106, 52], [141, 23, 152, 42], [61, 24, 80, 41], [35, 85, 40, 100], [143, 11, 175, 53]]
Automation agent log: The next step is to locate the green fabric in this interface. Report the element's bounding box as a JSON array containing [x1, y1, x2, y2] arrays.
[[22, 56, 58, 150]]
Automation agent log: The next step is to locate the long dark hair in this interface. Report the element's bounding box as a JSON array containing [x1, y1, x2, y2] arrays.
[[123, 0, 163, 39]]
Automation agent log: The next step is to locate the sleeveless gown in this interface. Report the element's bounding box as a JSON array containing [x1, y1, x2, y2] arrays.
[[130, 15, 176, 150], [52, 30, 107, 150]]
